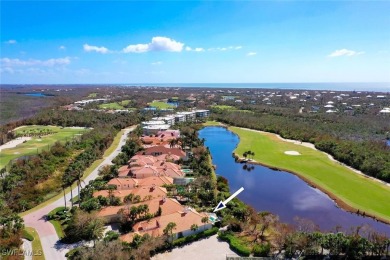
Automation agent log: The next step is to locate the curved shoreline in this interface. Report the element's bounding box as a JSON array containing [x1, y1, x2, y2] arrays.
[[226, 126, 390, 226]]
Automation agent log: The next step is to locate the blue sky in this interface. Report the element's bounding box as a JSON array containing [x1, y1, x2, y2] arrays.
[[1, 1, 389, 84]]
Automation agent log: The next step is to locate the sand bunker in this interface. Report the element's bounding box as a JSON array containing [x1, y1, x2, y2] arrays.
[[284, 151, 301, 156], [14, 152, 20, 154], [36, 139, 42, 142]]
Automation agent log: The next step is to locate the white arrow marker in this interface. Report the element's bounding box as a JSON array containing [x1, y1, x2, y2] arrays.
[[214, 187, 244, 212]]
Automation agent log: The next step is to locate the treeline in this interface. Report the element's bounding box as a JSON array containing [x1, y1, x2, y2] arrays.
[[0, 109, 139, 145], [0, 127, 114, 212], [212, 110, 390, 183]]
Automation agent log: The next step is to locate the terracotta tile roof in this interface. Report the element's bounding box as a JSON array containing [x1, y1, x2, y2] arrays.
[[128, 155, 157, 166], [93, 186, 167, 201], [138, 176, 173, 187], [132, 208, 209, 237], [97, 197, 183, 219], [155, 153, 181, 162], [153, 161, 181, 171], [139, 146, 186, 158], [118, 165, 130, 177], [107, 178, 138, 189]]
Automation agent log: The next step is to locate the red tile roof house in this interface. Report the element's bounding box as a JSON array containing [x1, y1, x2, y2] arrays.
[[93, 186, 167, 202], [97, 197, 183, 223], [107, 176, 173, 190], [129, 163, 184, 179], [138, 146, 186, 159], [128, 155, 158, 167], [120, 207, 212, 243], [118, 165, 131, 178], [141, 130, 180, 148]]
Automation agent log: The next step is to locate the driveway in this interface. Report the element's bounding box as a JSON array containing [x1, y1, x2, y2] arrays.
[[23, 126, 135, 260], [152, 235, 238, 260]]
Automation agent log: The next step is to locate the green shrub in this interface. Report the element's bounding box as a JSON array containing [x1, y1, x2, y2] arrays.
[[22, 229, 34, 241], [218, 231, 251, 257], [172, 227, 219, 247], [253, 243, 271, 257], [47, 206, 68, 220]]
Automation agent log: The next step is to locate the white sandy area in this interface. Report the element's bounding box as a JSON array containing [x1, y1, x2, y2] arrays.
[[0, 137, 31, 151], [152, 234, 237, 260], [284, 150, 301, 155], [240, 127, 390, 188], [36, 139, 42, 142]]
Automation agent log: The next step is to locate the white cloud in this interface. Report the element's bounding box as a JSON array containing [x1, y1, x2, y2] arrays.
[[151, 61, 163, 65], [83, 44, 109, 54], [6, 40, 17, 44], [328, 49, 364, 57], [0, 57, 71, 67], [0, 67, 15, 74], [208, 46, 242, 52], [123, 37, 184, 53], [246, 52, 257, 56], [185, 46, 205, 52], [59, 45, 66, 50]]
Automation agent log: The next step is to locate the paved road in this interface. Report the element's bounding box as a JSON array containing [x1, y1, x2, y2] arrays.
[[23, 127, 135, 260]]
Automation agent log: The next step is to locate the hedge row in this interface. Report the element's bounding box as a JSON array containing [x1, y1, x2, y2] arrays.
[[173, 227, 219, 247], [218, 231, 251, 257]]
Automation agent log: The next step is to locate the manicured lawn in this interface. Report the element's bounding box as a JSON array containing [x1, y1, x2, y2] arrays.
[[203, 121, 223, 127], [98, 100, 133, 110], [0, 125, 89, 169], [230, 126, 390, 222], [87, 92, 97, 98], [24, 227, 45, 260], [49, 219, 64, 239], [211, 105, 253, 113], [148, 100, 175, 109], [211, 105, 236, 110]]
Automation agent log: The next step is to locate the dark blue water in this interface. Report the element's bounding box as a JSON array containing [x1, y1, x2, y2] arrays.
[[199, 126, 390, 235], [387, 140, 390, 147], [167, 102, 179, 107], [24, 93, 48, 97]]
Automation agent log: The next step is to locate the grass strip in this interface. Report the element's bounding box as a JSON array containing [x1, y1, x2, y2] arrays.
[[24, 227, 45, 260]]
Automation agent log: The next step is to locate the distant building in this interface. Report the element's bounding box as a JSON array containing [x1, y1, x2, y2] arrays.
[[194, 109, 210, 118], [174, 114, 186, 123], [176, 111, 196, 121], [142, 124, 170, 135]]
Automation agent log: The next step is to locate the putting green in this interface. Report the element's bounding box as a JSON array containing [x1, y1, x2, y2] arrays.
[[148, 100, 175, 109], [0, 125, 89, 169], [230, 126, 390, 223]]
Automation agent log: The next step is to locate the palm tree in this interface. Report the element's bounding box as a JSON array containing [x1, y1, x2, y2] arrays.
[[163, 222, 177, 244], [62, 184, 67, 209], [88, 218, 105, 247], [168, 139, 177, 148], [190, 224, 198, 233], [201, 217, 209, 231]]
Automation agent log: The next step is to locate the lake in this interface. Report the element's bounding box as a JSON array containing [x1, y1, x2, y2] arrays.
[[24, 93, 49, 97], [199, 126, 390, 235]]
